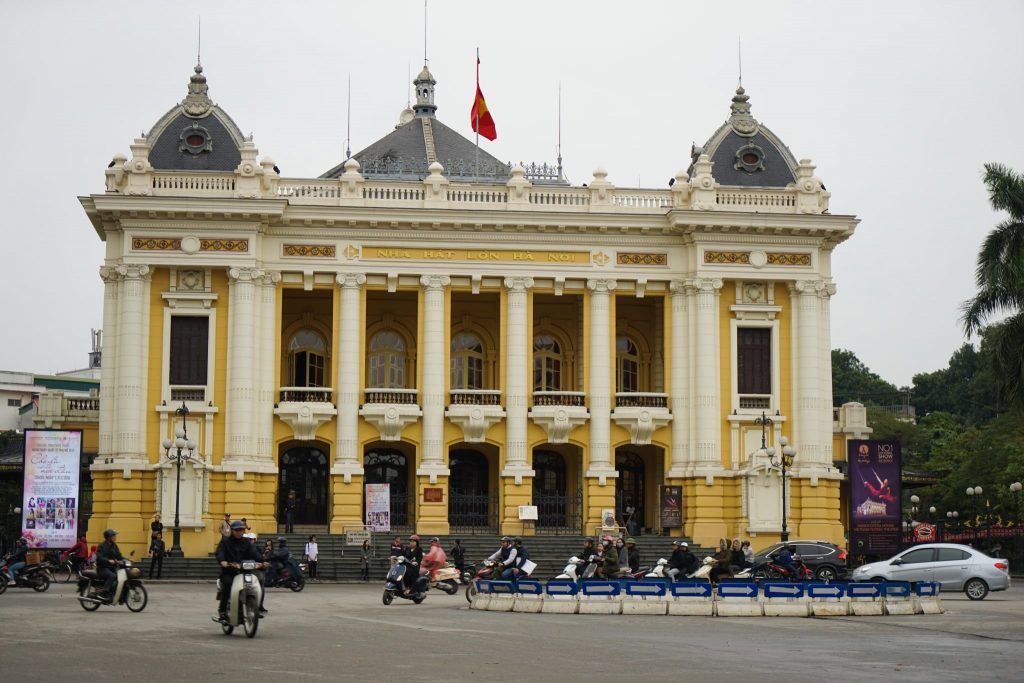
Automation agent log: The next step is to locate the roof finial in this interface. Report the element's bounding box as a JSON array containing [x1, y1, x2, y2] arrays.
[[737, 36, 742, 87], [729, 81, 757, 136], [182, 20, 212, 117], [197, 16, 202, 67], [557, 81, 564, 180], [345, 74, 352, 159], [424, 0, 429, 66]]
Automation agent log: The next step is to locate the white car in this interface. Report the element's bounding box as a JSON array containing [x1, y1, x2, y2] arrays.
[[851, 543, 1010, 600]]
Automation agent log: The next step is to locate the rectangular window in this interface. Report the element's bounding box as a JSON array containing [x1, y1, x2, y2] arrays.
[[169, 316, 209, 386], [737, 328, 771, 395], [7, 398, 20, 407]]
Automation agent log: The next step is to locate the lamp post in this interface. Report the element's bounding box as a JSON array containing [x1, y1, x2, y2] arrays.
[[966, 486, 983, 548], [162, 401, 196, 558], [905, 494, 920, 546], [928, 505, 936, 539], [1010, 482, 1022, 564], [946, 510, 959, 540], [756, 411, 797, 542]]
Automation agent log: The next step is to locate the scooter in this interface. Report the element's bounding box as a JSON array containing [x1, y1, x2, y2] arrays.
[[556, 554, 601, 583], [464, 559, 499, 603], [264, 556, 305, 592], [0, 557, 52, 594], [77, 558, 147, 612], [383, 556, 428, 605], [749, 557, 812, 581], [213, 560, 264, 638], [428, 563, 461, 595], [644, 558, 669, 579]]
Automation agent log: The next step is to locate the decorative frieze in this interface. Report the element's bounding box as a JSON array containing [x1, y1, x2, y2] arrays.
[[132, 237, 181, 251], [617, 252, 667, 266], [283, 244, 336, 258], [201, 239, 248, 252], [704, 251, 811, 266], [130, 237, 249, 253]]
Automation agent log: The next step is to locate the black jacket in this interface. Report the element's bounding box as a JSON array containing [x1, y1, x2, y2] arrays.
[[450, 544, 465, 563], [7, 546, 28, 564], [96, 541, 123, 568], [626, 546, 641, 572], [405, 545, 424, 566], [216, 536, 264, 567], [669, 549, 698, 574], [149, 538, 166, 557]]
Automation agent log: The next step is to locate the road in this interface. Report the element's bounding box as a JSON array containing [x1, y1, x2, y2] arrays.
[[2, 580, 1021, 681]]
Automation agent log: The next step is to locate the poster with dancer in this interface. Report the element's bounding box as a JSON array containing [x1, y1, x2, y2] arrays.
[[848, 440, 902, 555], [21, 429, 82, 548], [365, 483, 391, 532]]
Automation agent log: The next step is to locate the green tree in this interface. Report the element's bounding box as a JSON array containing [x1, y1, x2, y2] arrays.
[[831, 349, 904, 406], [911, 343, 999, 425], [961, 163, 1024, 412]]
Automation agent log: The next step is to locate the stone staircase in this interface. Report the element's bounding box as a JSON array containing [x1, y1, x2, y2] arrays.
[[139, 533, 710, 581]]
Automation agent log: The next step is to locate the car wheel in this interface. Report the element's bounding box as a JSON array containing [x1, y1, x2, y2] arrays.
[[815, 565, 839, 583], [870, 577, 886, 583], [964, 578, 988, 601]]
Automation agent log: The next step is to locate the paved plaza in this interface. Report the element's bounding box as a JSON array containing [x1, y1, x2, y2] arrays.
[[2, 581, 1021, 681]]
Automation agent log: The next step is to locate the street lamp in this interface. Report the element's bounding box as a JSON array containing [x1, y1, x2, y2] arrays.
[[1010, 482, 1022, 566], [755, 411, 797, 542], [906, 494, 920, 546], [162, 401, 196, 558], [966, 486, 983, 547], [946, 510, 959, 540]]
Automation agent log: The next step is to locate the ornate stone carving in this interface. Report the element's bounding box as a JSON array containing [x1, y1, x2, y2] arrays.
[[359, 403, 422, 442], [728, 86, 759, 136], [617, 252, 667, 266], [181, 64, 213, 117], [767, 253, 811, 266], [274, 400, 337, 441], [419, 274, 451, 290], [705, 251, 750, 264], [529, 405, 590, 444], [284, 244, 336, 257], [201, 239, 248, 252], [445, 404, 506, 443], [336, 273, 367, 289], [133, 237, 182, 251], [503, 276, 534, 292], [586, 278, 617, 294], [612, 406, 672, 446]]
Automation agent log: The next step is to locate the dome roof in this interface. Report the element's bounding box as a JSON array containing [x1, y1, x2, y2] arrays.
[[145, 64, 246, 172], [689, 86, 799, 188]]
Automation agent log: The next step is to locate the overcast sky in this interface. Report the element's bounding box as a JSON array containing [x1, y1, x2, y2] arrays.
[[1, 1, 1021, 388]]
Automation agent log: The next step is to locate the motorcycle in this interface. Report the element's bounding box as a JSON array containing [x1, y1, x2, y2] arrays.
[[750, 557, 812, 581], [383, 556, 428, 605], [644, 558, 669, 579], [556, 554, 601, 583], [0, 555, 52, 594], [264, 556, 305, 592], [464, 559, 499, 603], [428, 563, 461, 595], [647, 556, 714, 582], [213, 560, 264, 638], [77, 558, 147, 612]]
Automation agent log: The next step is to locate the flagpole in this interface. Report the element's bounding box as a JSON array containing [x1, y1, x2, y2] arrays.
[[475, 48, 480, 179]]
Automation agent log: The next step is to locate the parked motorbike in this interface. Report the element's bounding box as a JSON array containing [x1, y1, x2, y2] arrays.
[[264, 557, 305, 592], [556, 554, 601, 583], [647, 556, 715, 582], [213, 560, 264, 638], [77, 559, 147, 612], [464, 559, 499, 603], [383, 556, 428, 605], [0, 556, 52, 594], [428, 563, 461, 595]]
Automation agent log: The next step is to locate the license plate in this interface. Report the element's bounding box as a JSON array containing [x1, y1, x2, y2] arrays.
[[243, 575, 253, 583]]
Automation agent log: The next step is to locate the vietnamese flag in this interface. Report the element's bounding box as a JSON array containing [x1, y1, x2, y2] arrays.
[[471, 51, 497, 141]]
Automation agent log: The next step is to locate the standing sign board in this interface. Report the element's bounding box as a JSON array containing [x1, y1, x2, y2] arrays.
[[22, 429, 82, 548], [848, 440, 902, 556], [365, 483, 391, 532], [660, 485, 683, 529]]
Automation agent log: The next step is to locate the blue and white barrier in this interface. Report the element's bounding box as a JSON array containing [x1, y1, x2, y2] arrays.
[[761, 581, 809, 617], [578, 580, 622, 614], [621, 581, 669, 615], [715, 581, 762, 617]]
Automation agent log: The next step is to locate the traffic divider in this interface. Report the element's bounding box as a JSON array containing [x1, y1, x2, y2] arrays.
[[540, 579, 579, 614], [761, 581, 810, 617], [512, 579, 545, 613], [714, 581, 762, 617], [578, 580, 622, 614], [847, 581, 884, 616], [621, 580, 668, 615], [807, 582, 849, 616], [668, 580, 714, 616], [881, 581, 915, 615], [913, 581, 943, 614]]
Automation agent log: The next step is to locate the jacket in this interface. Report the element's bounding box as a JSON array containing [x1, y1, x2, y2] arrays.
[[601, 544, 619, 573], [450, 544, 465, 563], [669, 549, 698, 574], [513, 545, 530, 569], [96, 541, 123, 569], [216, 536, 264, 567], [626, 546, 641, 572], [149, 538, 166, 557]]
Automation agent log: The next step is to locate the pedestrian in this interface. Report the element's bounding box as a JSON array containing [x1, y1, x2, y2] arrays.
[[305, 534, 319, 581], [241, 517, 251, 532], [741, 539, 754, 567], [262, 539, 274, 561], [390, 535, 403, 567], [219, 513, 231, 539], [150, 513, 163, 540], [450, 538, 466, 579], [284, 491, 298, 533], [360, 539, 371, 581], [616, 536, 630, 576], [149, 531, 165, 579]]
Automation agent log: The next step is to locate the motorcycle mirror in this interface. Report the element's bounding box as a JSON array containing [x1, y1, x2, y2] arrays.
[[130, 550, 136, 557]]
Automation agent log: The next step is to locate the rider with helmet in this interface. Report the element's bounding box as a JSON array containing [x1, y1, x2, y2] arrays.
[[96, 529, 124, 599], [598, 535, 618, 578], [508, 537, 531, 580], [487, 536, 518, 580], [4, 537, 29, 584], [267, 537, 291, 584], [215, 520, 265, 621], [403, 535, 425, 594], [776, 543, 799, 580], [421, 537, 447, 581]]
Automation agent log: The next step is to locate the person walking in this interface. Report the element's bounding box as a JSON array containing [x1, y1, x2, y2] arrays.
[[305, 535, 319, 581], [148, 531, 165, 579], [360, 539, 371, 581], [450, 539, 466, 579], [219, 513, 231, 540], [284, 491, 298, 533]]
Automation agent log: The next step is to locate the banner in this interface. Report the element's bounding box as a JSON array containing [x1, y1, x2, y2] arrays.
[[848, 440, 902, 556], [660, 485, 683, 529], [365, 483, 391, 532], [22, 429, 82, 549]]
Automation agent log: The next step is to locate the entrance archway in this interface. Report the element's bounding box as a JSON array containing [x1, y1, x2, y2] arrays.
[[615, 451, 645, 534], [278, 446, 329, 526], [449, 449, 495, 533], [364, 447, 412, 530], [533, 448, 583, 534]]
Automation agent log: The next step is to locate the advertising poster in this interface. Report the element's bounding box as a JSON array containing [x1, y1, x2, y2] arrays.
[[848, 439, 902, 556], [22, 429, 82, 548], [660, 485, 683, 529], [365, 483, 391, 532]]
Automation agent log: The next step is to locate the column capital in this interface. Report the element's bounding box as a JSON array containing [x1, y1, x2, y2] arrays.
[[337, 272, 367, 289], [99, 265, 123, 283], [227, 266, 264, 283], [688, 277, 722, 293], [503, 276, 535, 292], [419, 274, 451, 290], [259, 270, 282, 286], [114, 264, 151, 281], [792, 279, 835, 298], [586, 278, 617, 294]]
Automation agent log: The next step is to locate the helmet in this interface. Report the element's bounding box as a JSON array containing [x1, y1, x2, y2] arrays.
[[671, 539, 682, 546], [626, 537, 636, 544], [513, 536, 522, 544], [277, 537, 288, 546], [103, 528, 118, 540], [430, 537, 441, 545], [679, 541, 689, 548], [602, 534, 614, 543], [243, 533, 257, 540], [501, 535, 512, 542], [230, 520, 246, 530], [17, 536, 28, 546], [409, 534, 420, 542], [583, 537, 594, 545]]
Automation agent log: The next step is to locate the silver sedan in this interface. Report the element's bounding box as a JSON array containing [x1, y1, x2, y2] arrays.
[[851, 543, 1010, 600]]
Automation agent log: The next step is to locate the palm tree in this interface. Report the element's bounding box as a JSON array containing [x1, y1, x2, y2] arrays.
[[961, 163, 1024, 411]]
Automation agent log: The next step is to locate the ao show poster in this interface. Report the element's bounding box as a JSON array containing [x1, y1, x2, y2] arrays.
[[848, 440, 902, 556], [21, 429, 82, 548]]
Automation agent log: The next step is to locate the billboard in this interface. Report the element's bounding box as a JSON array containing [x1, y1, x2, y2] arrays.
[[365, 483, 391, 532], [660, 485, 683, 529], [22, 429, 82, 549], [848, 439, 902, 556]]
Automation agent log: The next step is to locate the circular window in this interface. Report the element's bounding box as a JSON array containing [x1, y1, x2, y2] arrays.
[[734, 143, 765, 173], [178, 123, 212, 155]]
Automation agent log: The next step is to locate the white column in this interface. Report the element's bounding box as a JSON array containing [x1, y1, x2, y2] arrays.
[[256, 271, 280, 461], [334, 273, 366, 481], [114, 264, 151, 464], [98, 267, 121, 459], [692, 277, 723, 470], [793, 279, 826, 467], [417, 275, 450, 482], [819, 281, 837, 467], [667, 279, 689, 476], [502, 277, 535, 483], [224, 267, 261, 464], [586, 278, 617, 481]]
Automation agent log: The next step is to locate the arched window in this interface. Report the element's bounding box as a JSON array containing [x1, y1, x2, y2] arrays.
[[533, 334, 562, 391], [616, 335, 640, 392], [289, 329, 327, 387], [368, 331, 406, 388], [451, 332, 484, 390], [533, 451, 566, 495]]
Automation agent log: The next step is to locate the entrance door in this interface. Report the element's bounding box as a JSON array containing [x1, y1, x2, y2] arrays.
[[616, 451, 645, 533], [279, 447, 329, 525], [533, 450, 582, 534], [364, 448, 411, 529], [449, 450, 495, 533]]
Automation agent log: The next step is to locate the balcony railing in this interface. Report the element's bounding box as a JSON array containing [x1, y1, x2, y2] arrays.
[[449, 390, 502, 406], [66, 397, 100, 412], [615, 392, 668, 408], [739, 394, 772, 410], [170, 385, 206, 403], [364, 388, 419, 405], [532, 391, 586, 407], [278, 387, 333, 403]]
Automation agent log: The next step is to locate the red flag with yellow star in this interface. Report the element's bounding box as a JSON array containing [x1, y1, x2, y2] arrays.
[[471, 52, 497, 141]]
